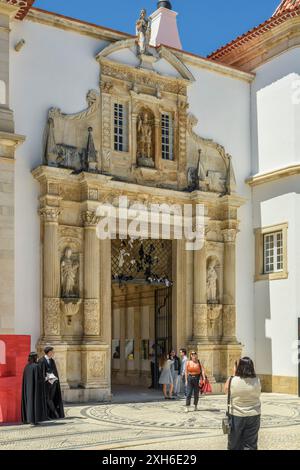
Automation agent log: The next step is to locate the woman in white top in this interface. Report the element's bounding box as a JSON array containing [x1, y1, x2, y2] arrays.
[[158, 353, 174, 399], [224, 357, 261, 451]]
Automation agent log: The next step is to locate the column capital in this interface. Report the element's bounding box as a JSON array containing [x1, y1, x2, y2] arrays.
[[81, 210, 100, 227], [40, 206, 61, 223], [222, 228, 237, 243]]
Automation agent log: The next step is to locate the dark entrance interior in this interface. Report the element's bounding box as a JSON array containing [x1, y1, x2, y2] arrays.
[[111, 239, 173, 389]]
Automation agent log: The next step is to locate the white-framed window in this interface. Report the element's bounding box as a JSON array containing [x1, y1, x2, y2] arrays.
[[161, 113, 173, 161], [114, 102, 128, 152], [263, 231, 283, 274]]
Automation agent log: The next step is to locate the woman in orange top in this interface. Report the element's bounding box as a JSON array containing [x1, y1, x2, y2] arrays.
[[185, 351, 204, 412]]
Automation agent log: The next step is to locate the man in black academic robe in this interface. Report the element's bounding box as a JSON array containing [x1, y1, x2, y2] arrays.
[[38, 346, 65, 420], [21, 352, 48, 425]]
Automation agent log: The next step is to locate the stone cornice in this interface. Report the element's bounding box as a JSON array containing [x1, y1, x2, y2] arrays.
[[173, 49, 254, 83], [208, 12, 300, 72], [0, 1, 34, 20], [246, 163, 300, 186], [0, 130, 25, 144], [31, 166, 247, 211], [0, 131, 26, 160], [27, 7, 133, 42]]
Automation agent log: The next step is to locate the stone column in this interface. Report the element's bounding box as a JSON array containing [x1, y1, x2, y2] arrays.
[[82, 210, 101, 341], [81, 210, 110, 398], [40, 207, 61, 342], [193, 244, 208, 342], [222, 229, 237, 342]]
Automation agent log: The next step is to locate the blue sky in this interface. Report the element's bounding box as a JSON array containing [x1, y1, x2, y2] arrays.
[[34, 0, 281, 56]]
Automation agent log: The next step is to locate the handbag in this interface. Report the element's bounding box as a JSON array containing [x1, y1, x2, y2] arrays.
[[202, 377, 212, 394], [222, 376, 233, 435]]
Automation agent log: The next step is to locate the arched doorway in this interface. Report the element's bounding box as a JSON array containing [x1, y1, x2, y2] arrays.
[[111, 239, 173, 389]]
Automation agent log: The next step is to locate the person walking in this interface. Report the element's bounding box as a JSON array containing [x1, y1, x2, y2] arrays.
[[158, 352, 174, 399], [169, 350, 181, 397], [224, 357, 261, 451], [179, 348, 187, 397], [185, 351, 204, 412]]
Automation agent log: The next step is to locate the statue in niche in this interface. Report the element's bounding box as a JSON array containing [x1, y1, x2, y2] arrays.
[[61, 248, 79, 298], [136, 9, 151, 55], [207, 260, 218, 304], [137, 111, 155, 167]]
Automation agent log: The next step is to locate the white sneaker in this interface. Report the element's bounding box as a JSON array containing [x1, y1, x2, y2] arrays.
[[185, 407, 189, 413], [194, 405, 198, 411]]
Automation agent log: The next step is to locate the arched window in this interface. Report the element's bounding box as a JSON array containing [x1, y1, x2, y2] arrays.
[[0, 340, 6, 365]]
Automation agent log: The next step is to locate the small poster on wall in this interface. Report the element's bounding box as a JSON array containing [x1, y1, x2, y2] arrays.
[[125, 340, 134, 360], [141, 340, 149, 360], [112, 339, 120, 359]]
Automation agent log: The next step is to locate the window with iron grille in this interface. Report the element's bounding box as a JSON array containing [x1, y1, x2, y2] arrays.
[[114, 102, 128, 152], [161, 113, 173, 160], [264, 231, 283, 274]]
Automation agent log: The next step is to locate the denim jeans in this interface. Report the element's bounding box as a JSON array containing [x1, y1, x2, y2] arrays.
[[186, 374, 200, 406]]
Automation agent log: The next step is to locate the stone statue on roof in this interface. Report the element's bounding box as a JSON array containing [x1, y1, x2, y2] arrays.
[[136, 9, 151, 55]]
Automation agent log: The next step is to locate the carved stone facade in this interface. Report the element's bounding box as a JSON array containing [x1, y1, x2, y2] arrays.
[[33, 35, 244, 401]]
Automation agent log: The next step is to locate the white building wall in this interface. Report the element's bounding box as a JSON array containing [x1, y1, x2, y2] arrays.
[[253, 181, 299, 379], [251, 47, 300, 174], [251, 48, 300, 382], [187, 65, 254, 359], [10, 19, 107, 349]]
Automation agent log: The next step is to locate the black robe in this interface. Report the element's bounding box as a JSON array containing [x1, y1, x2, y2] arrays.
[[21, 363, 48, 425], [38, 357, 65, 419]]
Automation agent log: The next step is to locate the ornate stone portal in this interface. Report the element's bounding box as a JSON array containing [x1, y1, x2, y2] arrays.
[[33, 20, 244, 401]]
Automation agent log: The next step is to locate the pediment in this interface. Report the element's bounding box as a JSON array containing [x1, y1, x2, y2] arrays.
[[96, 39, 195, 83]]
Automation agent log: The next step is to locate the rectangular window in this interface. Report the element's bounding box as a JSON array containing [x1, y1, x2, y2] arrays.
[[161, 113, 173, 161], [264, 231, 283, 274], [114, 103, 128, 152]]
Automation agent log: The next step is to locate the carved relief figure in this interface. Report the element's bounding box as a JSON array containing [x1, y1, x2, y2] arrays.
[[61, 248, 79, 298], [136, 9, 151, 55], [207, 260, 218, 304], [137, 111, 155, 167]]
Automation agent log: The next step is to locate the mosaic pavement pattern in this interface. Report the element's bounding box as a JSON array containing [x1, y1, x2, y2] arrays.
[[0, 391, 300, 450]]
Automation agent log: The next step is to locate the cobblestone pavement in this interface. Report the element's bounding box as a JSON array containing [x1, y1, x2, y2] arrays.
[[0, 389, 300, 450]]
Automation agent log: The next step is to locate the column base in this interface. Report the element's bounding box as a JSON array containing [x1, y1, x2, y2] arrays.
[[62, 387, 112, 404], [81, 344, 110, 391]]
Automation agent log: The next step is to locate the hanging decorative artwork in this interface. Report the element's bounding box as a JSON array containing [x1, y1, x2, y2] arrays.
[[112, 239, 173, 286]]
